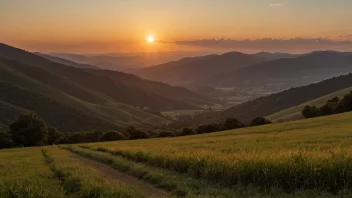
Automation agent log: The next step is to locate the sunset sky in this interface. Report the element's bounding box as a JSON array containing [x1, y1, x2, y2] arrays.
[[1, 0, 352, 53]]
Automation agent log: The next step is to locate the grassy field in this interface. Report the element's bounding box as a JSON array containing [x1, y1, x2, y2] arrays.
[[0, 148, 65, 197], [2, 111, 352, 197], [74, 111, 352, 197], [267, 86, 352, 123], [0, 146, 144, 198]]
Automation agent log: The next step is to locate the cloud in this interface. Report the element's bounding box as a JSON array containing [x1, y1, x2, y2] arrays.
[[270, 3, 283, 7], [339, 35, 352, 38], [172, 38, 352, 53]]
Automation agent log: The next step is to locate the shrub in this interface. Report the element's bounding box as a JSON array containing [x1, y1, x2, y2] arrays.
[[302, 106, 319, 118], [47, 127, 63, 145], [221, 118, 245, 130], [156, 131, 176, 138], [0, 131, 13, 149], [126, 126, 149, 139], [250, 117, 272, 126], [100, 131, 125, 142], [336, 92, 352, 113], [181, 127, 194, 136], [196, 123, 221, 134], [83, 130, 104, 143], [10, 112, 48, 147]]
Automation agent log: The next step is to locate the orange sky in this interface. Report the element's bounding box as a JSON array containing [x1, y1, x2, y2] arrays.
[[1, 0, 351, 53]]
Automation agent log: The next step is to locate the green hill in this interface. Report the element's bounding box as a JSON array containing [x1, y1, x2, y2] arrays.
[[267, 86, 352, 122], [219, 73, 352, 122], [0, 60, 167, 132]]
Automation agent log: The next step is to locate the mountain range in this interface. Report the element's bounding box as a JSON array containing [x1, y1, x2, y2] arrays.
[[0, 43, 216, 132], [137, 52, 266, 86], [137, 51, 352, 94]]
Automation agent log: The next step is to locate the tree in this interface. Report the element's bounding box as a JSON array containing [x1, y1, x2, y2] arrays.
[[221, 118, 245, 130], [302, 106, 319, 118], [319, 104, 335, 116], [84, 130, 104, 142], [100, 131, 125, 142], [180, 127, 194, 136], [0, 131, 13, 149], [319, 96, 339, 116], [126, 126, 149, 139], [336, 92, 352, 113], [10, 112, 48, 147], [156, 131, 175, 138], [196, 123, 220, 134], [250, 117, 272, 126], [47, 127, 63, 145]]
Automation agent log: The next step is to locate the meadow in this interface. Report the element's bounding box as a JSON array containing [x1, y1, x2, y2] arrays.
[[267, 86, 352, 122], [73, 111, 352, 197], [2, 111, 352, 197]]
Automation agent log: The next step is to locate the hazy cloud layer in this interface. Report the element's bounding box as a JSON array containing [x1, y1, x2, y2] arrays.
[[270, 3, 283, 7], [173, 38, 352, 53]]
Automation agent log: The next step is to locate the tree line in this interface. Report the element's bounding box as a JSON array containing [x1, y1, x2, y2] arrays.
[[0, 111, 272, 149], [302, 91, 352, 119]]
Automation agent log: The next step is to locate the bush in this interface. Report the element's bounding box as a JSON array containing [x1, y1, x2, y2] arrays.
[[336, 92, 352, 113], [58, 132, 86, 144], [156, 131, 176, 138], [47, 127, 63, 145], [196, 123, 221, 134], [180, 127, 194, 136], [83, 130, 104, 143], [302, 106, 319, 118], [126, 126, 149, 139], [0, 131, 13, 149], [250, 117, 272, 126], [221, 118, 245, 130], [10, 112, 48, 147], [100, 131, 125, 142]]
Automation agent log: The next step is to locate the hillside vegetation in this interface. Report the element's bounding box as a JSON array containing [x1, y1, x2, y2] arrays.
[[0, 61, 168, 132], [219, 73, 352, 122], [67, 111, 352, 197], [268, 86, 352, 122]]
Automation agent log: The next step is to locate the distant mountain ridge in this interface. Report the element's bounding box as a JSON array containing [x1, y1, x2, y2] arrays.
[[137, 52, 266, 85], [252, 52, 299, 60], [197, 51, 352, 90], [50, 51, 208, 73], [34, 52, 99, 69]]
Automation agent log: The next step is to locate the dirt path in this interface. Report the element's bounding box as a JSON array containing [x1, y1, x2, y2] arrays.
[[71, 153, 169, 197]]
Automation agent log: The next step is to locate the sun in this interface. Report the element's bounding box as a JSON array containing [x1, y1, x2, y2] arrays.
[[147, 35, 155, 43]]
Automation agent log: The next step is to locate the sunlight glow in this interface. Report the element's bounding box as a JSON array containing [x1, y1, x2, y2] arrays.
[[147, 35, 155, 43]]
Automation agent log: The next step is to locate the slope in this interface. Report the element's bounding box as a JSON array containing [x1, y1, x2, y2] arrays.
[[137, 52, 266, 85], [0, 43, 215, 111], [34, 52, 99, 69], [0, 61, 167, 132], [267, 86, 352, 122], [200, 51, 352, 89], [220, 73, 352, 122]]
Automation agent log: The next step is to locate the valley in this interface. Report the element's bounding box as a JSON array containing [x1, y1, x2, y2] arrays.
[[1, 1, 352, 196]]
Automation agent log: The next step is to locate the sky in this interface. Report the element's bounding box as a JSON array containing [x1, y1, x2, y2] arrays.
[[1, 0, 352, 53]]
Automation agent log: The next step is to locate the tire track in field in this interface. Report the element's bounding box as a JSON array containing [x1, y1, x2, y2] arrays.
[[69, 152, 169, 198]]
